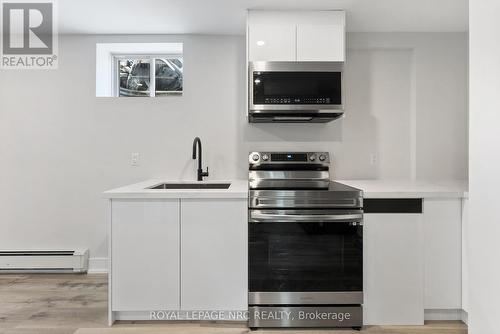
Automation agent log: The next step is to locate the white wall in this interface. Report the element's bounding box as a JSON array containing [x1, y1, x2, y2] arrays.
[[344, 33, 468, 180], [0, 33, 467, 269], [468, 1, 500, 333]]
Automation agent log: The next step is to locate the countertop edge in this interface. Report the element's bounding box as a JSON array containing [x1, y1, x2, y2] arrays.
[[102, 192, 249, 199], [340, 180, 468, 199], [102, 179, 468, 200], [362, 191, 468, 199], [103, 179, 249, 199]]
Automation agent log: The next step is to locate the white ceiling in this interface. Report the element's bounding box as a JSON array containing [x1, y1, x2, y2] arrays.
[[58, 0, 468, 35]]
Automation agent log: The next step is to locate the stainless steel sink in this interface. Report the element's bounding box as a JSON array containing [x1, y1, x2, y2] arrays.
[[148, 183, 231, 190]]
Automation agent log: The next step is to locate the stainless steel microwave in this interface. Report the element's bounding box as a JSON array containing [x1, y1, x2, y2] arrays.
[[248, 61, 344, 123]]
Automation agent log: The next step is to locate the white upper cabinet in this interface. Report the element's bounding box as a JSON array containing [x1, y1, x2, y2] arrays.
[[247, 10, 346, 62], [296, 24, 345, 61], [248, 25, 296, 61]]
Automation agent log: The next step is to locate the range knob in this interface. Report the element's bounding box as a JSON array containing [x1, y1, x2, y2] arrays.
[[319, 154, 327, 161], [252, 154, 260, 162], [262, 154, 269, 161], [309, 154, 316, 161]]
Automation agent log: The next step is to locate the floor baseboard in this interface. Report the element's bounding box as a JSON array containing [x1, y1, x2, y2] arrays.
[[460, 309, 468, 325], [424, 309, 464, 321]]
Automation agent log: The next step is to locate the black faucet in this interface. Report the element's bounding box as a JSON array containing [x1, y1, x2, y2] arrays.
[[192, 137, 209, 181]]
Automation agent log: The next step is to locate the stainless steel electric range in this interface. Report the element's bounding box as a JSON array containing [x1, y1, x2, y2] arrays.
[[248, 152, 363, 329]]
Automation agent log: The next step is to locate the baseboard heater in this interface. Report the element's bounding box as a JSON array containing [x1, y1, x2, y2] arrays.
[[0, 250, 89, 273]]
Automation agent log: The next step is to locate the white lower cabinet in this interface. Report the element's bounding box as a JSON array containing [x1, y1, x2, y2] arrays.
[[363, 213, 424, 325], [180, 198, 248, 311], [110, 195, 463, 323], [423, 199, 462, 310], [110, 197, 248, 315], [111, 199, 180, 311], [461, 198, 469, 315]]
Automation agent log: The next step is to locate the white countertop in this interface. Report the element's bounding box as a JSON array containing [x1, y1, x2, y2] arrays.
[[103, 179, 248, 199], [339, 179, 468, 198], [104, 179, 468, 200]]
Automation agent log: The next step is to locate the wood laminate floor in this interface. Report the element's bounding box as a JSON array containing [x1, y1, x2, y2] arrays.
[[0, 274, 467, 334]]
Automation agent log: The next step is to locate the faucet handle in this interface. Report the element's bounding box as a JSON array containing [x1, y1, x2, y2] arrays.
[[202, 166, 209, 177]]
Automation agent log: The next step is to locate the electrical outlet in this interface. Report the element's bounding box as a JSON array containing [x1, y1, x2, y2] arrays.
[[131, 152, 140, 166], [370, 153, 378, 166]]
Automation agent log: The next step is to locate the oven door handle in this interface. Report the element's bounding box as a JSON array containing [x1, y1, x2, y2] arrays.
[[249, 212, 363, 223]]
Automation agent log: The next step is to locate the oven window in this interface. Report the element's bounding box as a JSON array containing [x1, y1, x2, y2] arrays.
[[253, 72, 342, 105], [249, 222, 362, 292]]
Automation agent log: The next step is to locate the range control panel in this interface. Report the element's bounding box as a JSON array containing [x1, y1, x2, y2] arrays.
[[249, 152, 330, 164]]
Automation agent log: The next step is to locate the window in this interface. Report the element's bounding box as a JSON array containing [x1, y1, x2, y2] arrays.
[[95, 43, 183, 97], [116, 56, 183, 97]]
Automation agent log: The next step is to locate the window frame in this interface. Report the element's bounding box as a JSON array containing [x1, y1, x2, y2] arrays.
[[113, 54, 183, 97], [96, 43, 183, 97]]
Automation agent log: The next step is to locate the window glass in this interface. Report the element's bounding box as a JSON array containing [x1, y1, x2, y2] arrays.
[[155, 58, 183, 96], [117, 57, 182, 97], [119, 59, 150, 97]]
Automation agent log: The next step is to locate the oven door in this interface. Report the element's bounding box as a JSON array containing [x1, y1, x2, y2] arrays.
[[249, 209, 363, 305]]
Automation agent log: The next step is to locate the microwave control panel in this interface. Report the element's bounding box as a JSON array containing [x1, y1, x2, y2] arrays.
[[263, 97, 332, 104]]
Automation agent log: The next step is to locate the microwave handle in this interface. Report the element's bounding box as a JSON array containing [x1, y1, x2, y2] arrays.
[[250, 212, 363, 223], [272, 116, 314, 122]]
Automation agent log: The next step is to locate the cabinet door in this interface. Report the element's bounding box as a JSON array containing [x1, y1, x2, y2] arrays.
[[111, 199, 180, 311], [248, 25, 296, 61], [423, 199, 462, 309], [461, 198, 469, 313], [180, 198, 247, 311], [364, 213, 424, 325], [296, 24, 345, 61]]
